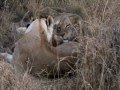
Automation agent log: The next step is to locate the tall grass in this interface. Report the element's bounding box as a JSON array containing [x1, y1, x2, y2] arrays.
[[0, 0, 119, 90]]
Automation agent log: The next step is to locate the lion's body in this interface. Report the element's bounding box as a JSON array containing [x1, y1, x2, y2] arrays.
[[11, 17, 78, 77]]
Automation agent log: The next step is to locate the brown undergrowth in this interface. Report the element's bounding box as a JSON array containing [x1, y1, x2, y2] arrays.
[[0, 0, 119, 90]]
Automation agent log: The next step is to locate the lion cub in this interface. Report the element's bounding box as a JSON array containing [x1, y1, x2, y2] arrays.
[[54, 13, 82, 42]]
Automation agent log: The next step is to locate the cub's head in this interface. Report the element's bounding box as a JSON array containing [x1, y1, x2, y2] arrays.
[[53, 15, 81, 41], [54, 23, 77, 41]]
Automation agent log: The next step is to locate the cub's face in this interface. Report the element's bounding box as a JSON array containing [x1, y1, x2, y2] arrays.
[[54, 23, 77, 41]]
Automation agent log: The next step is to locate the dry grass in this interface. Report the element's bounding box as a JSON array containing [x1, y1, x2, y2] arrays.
[[0, 0, 120, 90]]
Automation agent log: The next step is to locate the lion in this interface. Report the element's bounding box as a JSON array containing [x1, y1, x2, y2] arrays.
[[1, 16, 79, 77], [54, 13, 83, 42]]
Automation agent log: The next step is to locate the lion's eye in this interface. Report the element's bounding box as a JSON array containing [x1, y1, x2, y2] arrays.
[[66, 24, 70, 28], [57, 27, 61, 33]]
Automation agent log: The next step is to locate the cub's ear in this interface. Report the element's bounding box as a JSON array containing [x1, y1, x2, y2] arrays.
[[46, 16, 54, 27]]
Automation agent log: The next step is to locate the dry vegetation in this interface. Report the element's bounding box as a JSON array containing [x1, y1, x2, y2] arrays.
[[0, 0, 120, 90]]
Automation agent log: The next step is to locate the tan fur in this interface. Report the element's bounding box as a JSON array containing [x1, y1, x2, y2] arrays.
[[51, 35, 63, 47], [12, 17, 79, 77], [54, 13, 82, 41]]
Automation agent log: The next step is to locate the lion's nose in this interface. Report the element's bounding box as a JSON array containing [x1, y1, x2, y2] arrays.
[[60, 33, 65, 37]]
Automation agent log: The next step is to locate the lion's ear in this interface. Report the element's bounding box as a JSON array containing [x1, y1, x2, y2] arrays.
[[46, 16, 54, 27]]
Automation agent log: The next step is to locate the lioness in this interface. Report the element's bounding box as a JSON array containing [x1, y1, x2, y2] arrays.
[[2, 16, 79, 77]]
